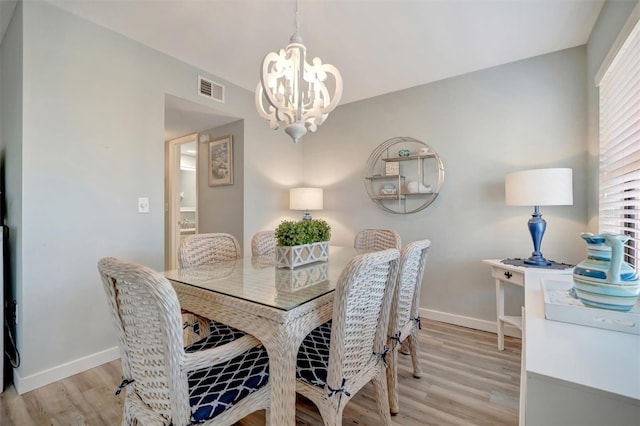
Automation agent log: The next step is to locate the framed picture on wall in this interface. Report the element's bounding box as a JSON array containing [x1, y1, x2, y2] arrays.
[[208, 135, 233, 186]]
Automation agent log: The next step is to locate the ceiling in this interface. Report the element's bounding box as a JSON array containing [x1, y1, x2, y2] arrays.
[[8, 1, 606, 139]]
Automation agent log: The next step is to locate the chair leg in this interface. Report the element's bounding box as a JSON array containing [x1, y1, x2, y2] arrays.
[[410, 328, 422, 378], [122, 402, 135, 426], [372, 369, 393, 425], [386, 346, 400, 415], [264, 408, 271, 426], [399, 339, 410, 355], [316, 397, 344, 426]]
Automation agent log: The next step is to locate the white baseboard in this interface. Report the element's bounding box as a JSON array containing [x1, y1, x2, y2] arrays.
[[13, 346, 120, 395], [12, 310, 519, 394], [419, 307, 522, 339]]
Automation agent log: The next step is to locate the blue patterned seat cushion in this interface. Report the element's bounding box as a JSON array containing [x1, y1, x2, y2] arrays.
[[184, 318, 246, 344], [185, 320, 246, 352], [296, 320, 332, 387], [184, 324, 269, 423]]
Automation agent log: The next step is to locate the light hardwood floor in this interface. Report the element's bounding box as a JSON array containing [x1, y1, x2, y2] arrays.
[[0, 320, 522, 425]]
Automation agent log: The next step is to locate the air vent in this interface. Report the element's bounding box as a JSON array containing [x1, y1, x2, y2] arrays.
[[198, 76, 225, 103]]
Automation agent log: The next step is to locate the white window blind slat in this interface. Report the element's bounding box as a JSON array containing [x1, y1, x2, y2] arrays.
[[601, 69, 639, 106], [602, 101, 637, 128], [601, 183, 640, 199], [601, 97, 639, 133], [600, 152, 639, 170], [601, 125, 640, 154]]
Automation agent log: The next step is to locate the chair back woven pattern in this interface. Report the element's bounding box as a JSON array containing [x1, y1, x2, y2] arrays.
[[251, 230, 277, 256], [179, 233, 241, 268], [327, 248, 400, 388], [390, 239, 431, 337], [354, 229, 402, 251], [98, 257, 188, 423]]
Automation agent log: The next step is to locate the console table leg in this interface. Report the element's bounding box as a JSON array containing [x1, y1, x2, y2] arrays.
[[496, 280, 505, 350]]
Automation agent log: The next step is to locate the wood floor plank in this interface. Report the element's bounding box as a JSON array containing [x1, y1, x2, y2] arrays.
[[0, 385, 37, 426], [0, 320, 521, 425]]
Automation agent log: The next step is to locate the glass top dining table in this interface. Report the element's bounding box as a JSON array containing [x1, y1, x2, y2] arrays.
[[163, 245, 362, 426], [163, 245, 360, 311]]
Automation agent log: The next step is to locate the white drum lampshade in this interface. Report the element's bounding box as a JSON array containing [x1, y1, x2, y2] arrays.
[[505, 168, 573, 207], [290, 188, 323, 220]]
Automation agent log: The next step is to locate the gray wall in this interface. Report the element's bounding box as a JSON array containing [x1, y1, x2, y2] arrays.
[[586, 0, 639, 232], [0, 0, 22, 388], [5, 1, 295, 392], [198, 120, 244, 244], [303, 47, 589, 323]]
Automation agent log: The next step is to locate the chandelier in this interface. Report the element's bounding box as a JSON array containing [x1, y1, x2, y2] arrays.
[[255, 0, 343, 143]]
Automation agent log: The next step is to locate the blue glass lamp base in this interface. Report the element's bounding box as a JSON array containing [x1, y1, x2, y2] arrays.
[[525, 206, 551, 267], [524, 255, 551, 267]]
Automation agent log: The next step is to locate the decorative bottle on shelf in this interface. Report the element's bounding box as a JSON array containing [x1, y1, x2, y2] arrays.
[[573, 233, 640, 311]]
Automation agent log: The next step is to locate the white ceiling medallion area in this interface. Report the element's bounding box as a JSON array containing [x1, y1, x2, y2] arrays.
[[255, 0, 343, 143]]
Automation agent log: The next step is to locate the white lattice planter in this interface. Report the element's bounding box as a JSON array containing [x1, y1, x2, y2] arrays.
[[275, 241, 329, 269]]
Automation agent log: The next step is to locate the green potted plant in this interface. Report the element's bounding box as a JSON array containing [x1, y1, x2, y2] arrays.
[[274, 219, 331, 269]]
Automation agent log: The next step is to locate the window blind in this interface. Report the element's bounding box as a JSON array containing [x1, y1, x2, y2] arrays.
[[598, 14, 640, 268]]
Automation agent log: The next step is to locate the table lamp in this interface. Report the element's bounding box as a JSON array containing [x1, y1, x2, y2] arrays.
[[289, 187, 323, 220], [505, 168, 573, 266]]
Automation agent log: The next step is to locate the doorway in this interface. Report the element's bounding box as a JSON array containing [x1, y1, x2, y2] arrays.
[[166, 133, 198, 269], [164, 94, 242, 269]]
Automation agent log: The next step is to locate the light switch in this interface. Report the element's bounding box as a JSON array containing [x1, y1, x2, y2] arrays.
[[138, 197, 150, 213]]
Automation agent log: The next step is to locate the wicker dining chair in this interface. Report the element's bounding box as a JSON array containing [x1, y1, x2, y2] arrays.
[[251, 230, 277, 256], [179, 233, 243, 344], [386, 238, 431, 415], [353, 228, 402, 251], [296, 248, 400, 425], [97, 257, 270, 426], [179, 233, 241, 267]]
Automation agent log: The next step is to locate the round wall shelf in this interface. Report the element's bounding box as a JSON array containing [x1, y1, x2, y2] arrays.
[[364, 137, 444, 214]]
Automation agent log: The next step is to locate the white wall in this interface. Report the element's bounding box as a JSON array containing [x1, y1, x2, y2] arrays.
[[302, 47, 589, 324], [8, 0, 296, 393]]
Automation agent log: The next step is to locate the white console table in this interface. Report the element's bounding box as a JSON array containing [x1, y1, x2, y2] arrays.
[[524, 273, 640, 425], [483, 259, 572, 350], [484, 260, 640, 425]]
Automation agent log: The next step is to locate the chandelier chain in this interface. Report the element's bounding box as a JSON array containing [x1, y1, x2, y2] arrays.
[[295, 0, 300, 36]]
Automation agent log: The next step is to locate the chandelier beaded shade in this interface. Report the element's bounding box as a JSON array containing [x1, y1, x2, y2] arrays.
[[255, 0, 343, 143]]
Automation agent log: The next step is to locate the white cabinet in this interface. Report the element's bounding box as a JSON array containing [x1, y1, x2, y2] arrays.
[[524, 274, 640, 425], [483, 260, 573, 426], [179, 206, 196, 235], [484, 260, 640, 424]]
